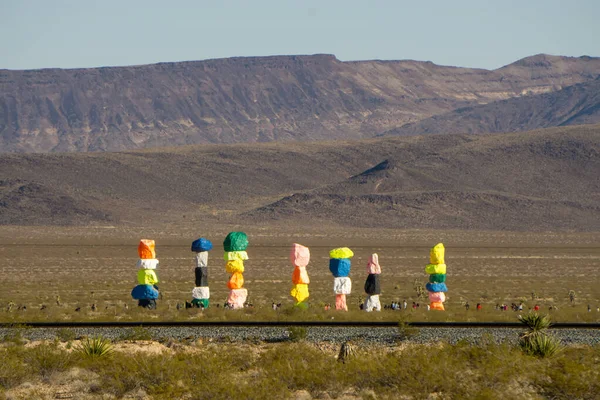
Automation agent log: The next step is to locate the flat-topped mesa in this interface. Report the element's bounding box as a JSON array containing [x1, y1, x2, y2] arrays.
[[3, 53, 599, 153]]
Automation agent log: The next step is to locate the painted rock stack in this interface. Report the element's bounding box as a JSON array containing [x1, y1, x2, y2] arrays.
[[425, 243, 447, 311], [364, 253, 382, 312], [224, 232, 249, 309], [190, 237, 213, 308], [329, 247, 354, 311], [290, 243, 310, 308], [131, 239, 160, 309]]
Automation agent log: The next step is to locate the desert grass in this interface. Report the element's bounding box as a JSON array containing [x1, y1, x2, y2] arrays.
[[0, 229, 598, 324], [0, 338, 599, 399]]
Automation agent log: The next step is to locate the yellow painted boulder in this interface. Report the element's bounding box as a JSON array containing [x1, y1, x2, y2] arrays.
[[224, 251, 249, 261], [225, 259, 245, 274], [430, 243, 445, 265], [137, 269, 158, 285], [329, 247, 354, 259], [425, 264, 446, 275], [290, 283, 309, 303]]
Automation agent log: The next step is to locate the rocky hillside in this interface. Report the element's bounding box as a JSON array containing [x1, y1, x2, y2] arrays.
[[1, 124, 598, 231], [1, 54, 599, 152], [386, 77, 600, 136]]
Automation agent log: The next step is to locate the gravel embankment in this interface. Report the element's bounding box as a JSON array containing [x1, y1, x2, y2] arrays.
[[1, 326, 598, 345]]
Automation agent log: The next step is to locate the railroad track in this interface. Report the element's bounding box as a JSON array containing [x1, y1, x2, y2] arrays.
[[1, 321, 599, 328], [2, 321, 598, 345]]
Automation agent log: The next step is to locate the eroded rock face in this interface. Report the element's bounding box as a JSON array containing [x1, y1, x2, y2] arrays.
[[386, 78, 600, 137], [2, 53, 599, 152]]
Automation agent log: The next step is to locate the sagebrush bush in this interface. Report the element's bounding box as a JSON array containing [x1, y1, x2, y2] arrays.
[[397, 320, 420, 340], [1, 327, 27, 346], [0, 346, 30, 389], [534, 346, 600, 398], [24, 343, 75, 379], [287, 326, 308, 342], [118, 326, 152, 341], [258, 343, 342, 393], [56, 328, 77, 342]]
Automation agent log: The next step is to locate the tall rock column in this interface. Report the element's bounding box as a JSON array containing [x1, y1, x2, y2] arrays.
[[224, 232, 249, 309], [329, 247, 354, 311], [131, 239, 160, 309], [290, 243, 310, 308], [364, 253, 382, 312], [425, 243, 447, 311], [190, 238, 213, 308]]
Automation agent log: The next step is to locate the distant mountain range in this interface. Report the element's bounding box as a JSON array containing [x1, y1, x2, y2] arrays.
[[385, 77, 600, 136], [1, 53, 600, 152], [1, 124, 598, 231]]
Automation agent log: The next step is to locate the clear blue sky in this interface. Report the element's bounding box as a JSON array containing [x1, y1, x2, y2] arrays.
[[1, 0, 598, 70]]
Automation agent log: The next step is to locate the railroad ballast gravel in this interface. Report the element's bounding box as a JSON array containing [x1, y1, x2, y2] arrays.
[[1, 326, 598, 345]]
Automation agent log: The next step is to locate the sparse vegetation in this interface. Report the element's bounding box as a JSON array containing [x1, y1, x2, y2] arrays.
[[518, 313, 563, 358], [413, 278, 427, 300], [119, 326, 153, 341], [287, 326, 308, 342], [337, 341, 356, 363], [24, 343, 75, 379], [569, 289, 576, 304], [0, 229, 598, 326], [520, 332, 563, 358], [1, 326, 27, 346], [397, 320, 420, 340], [76, 336, 114, 359], [0, 340, 598, 398], [56, 327, 77, 342]]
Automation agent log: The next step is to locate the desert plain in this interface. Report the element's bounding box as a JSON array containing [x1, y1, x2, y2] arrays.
[[1, 225, 598, 323]]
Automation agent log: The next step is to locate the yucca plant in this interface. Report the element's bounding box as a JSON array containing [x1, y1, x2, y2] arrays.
[[518, 313, 562, 358], [518, 313, 552, 333], [76, 336, 114, 359], [520, 333, 562, 358]]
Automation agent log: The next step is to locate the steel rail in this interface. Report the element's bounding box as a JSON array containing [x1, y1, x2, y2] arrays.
[[1, 321, 599, 328]]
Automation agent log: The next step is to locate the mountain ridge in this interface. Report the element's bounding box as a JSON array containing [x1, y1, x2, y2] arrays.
[[2, 53, 600, 152], [1, 124, 598, 231], [385, 77, 600, 136]]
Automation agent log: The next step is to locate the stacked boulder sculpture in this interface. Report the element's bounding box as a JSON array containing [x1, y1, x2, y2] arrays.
[[364, 253, 382, 312], [190, 238, 213, 308], [224, 232, 249, 309], [290, 243, 310, 308], [329, 247, 354, 311], [425, 243, 447, 311], [131, 239, 160, 309]]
